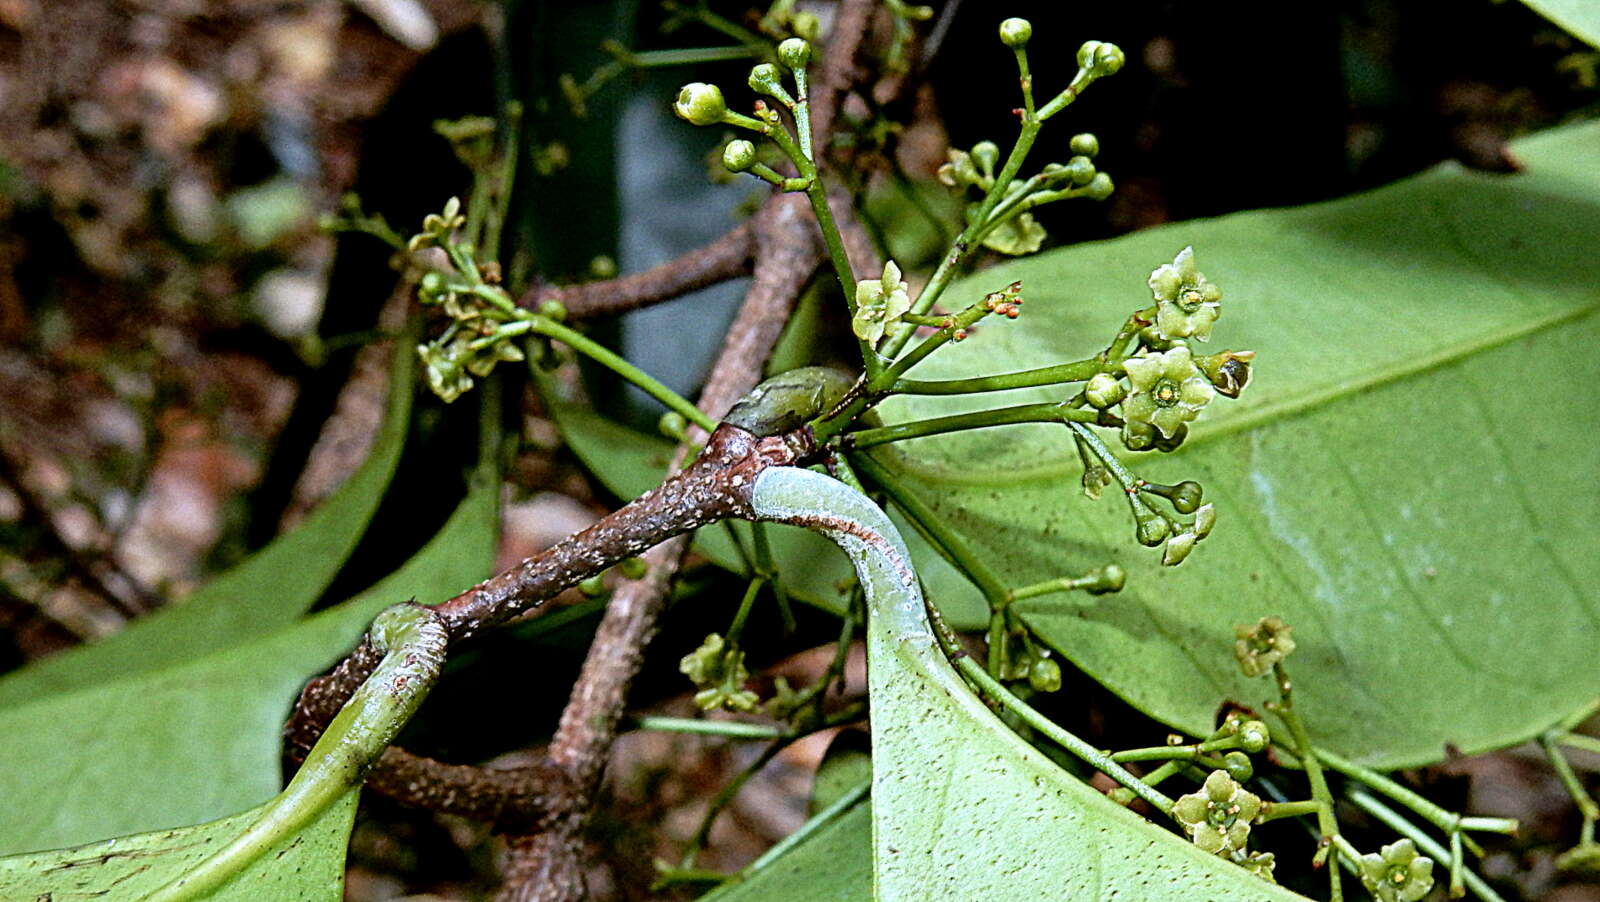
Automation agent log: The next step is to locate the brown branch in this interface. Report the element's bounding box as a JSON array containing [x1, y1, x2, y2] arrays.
[[494, 192, 823, 902], [517, 220, 756, 319]]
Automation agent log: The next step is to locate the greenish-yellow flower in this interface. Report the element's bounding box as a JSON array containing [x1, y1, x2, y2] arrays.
[[1148, 246, 1223, 341], [1120, 345, 1215, 450], [852, 260, 912, 342], [1233, 615, 1296, 678], [1358, 839, 1435, 902], [1172, 770, 1262, 856]]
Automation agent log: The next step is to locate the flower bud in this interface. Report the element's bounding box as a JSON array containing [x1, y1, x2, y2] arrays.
[[1086, 564, 1126, 594], [748, 63, 793, 104], [777, 37, 811, 70], [1237, 720, 1270, 753], [1135, 510, 1170, 547], [792, 11, 820, 40], [1077, 40, 1125, 77], [1170, 480, 1203, 514], [1069, 132, 1100, 157], [1028, 656, 1062, 693], [579, 574, 607, 597], [1222, 751, 1254, 782], [1084, 172, 1115, 201], [619, 557, 649, 580], [722, 138, 758, 172], [418, 270, 449, 301], [1064, 155, 1097, 186], [1198, 350, 1255, 398], [658, 411, 688, 441], [1162, 530, 1197, 566], [674, 82, 728, 126], [999, 17, 1033, 48], [1084, 372, 1124, 409], [1192, 503, 1217, 539]]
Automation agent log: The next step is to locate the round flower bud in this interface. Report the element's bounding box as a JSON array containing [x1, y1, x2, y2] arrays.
[[777, 37, 811, 70], [578, 574, 607, 597], [1135, 511, 1170, 547], [1222, 751, 1254, 782], [722, 139, 758, 173], [1084, 372, 1124, 409], [418, 270, 448, 300], [1086, 564, 1126, 595], [1077, 40, 1125, 76], [674, 82, 728, 126], [1028, 656, 1062, 693], [657, 411, 688, 440], [1170, 480, 1204, 514], [1237, 720, 1270, 753], [1084, 172, 1115, 201], [998, 17, 1033, 48], [619, 557, 649, 580], [1064, 155, 1096, 186], [748, 63, 787, 98], [1069, 132, 1100, 157]]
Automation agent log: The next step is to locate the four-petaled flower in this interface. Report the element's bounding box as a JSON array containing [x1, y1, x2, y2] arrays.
[[1358, 839, 1435, 902], [852, 260, 912, 343], [1234, 850, 1277, 883], [1120, 345, 1216, 450], [1233, 615, 1296, 678], [1148, 246, 1222, 341], [1173, 770, 1262, 856]]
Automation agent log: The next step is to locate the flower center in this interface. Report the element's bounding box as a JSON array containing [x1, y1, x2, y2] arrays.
[[1388, 867, 1408, 885], [1178, 287, 1205, 312], [1153, 379, 1181, 407], [1206, 801, 1238, 828]]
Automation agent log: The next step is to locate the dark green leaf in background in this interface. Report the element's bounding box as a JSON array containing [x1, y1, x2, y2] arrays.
[[874, 121, 1600, 768], [0, 447, 499, 854]]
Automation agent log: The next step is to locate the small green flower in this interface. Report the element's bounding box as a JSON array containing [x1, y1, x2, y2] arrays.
[[679, 633, 760, 713], [852, 260, 912, 342], [937, 148, 984, 189], [1173, 770, 1262, 856], [1120, 345, 1216, 450], [464, 336, 525, 377], [1148, 246, 1223, 341], [764, 675, 807, 720], [418, 336, 475, 404], [998, 17, 1032, 48], [1358, 839, 1435, 902], [1197, 349, 1255, 398], [1162, 530, 1197, 566], [1233, 616, 1296, 678], [1084, 372, 1124, 409]]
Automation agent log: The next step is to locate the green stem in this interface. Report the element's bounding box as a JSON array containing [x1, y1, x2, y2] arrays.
[[1556, 730, 1600, 759], [138, 604, 446, 902], [515, 316, 716, 432], [738, 780, 869, 876], [634, 716, 784, 740], [947, 648, 1173, 815], [890, 359, 1104, 395], [1315, 746, 1510, 852], [1270, 662, 1342, 900], [1111, 736, 1238, 764], [681, 740, 786, 869], [1543, 733, 1600, 822], [749, 523, 794, 633], [1258, 799, 1326, 823], [849, 452, 1010, 607], [844, 402, 1107, 450], [725, 577, 765, 644], [1007, 572, 1107, 601], [1347, 789, 1510, 902]]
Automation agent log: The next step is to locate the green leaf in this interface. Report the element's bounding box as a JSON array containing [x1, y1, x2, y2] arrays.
[[874, 120, 1600, 767], [1518, 0, 1600, 47], [0, 791, 358, 901], [746, 466, 1301, 901], [546, 404, 986, 626], [0, 335, 418, 707], [697, 801, 871, 902], [0, 452, 499, 854]]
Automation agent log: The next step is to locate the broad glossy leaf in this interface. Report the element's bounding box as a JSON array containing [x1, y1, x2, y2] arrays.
[[0, 337, 417, 707], [0, 791, 357, 901], [874, 120, 1600, 768], [547, 405, 986, 626], [1519, 0, 1600, 46], [0, 456, 499, 853], [749, 466, 1302, 901]]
